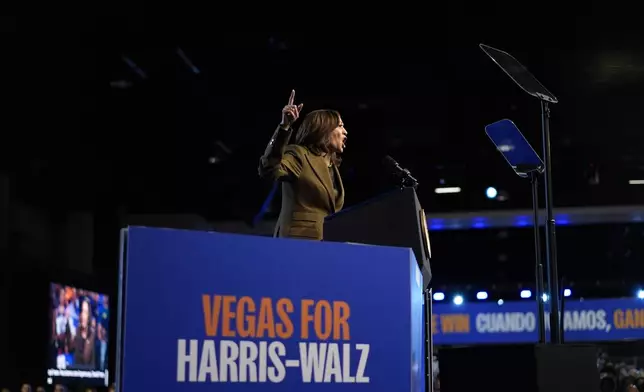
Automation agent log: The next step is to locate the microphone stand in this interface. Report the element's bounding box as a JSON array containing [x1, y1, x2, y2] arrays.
[[384, 156, 419, 190], [386, 158, 424, 389], [400, 176, 419, 190], [395, 166, 419, 189]]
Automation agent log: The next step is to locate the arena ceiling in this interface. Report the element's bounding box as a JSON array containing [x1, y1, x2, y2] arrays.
[[8, 15, 644, 222]]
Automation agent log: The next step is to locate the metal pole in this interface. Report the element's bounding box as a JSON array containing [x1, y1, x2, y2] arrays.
[[540, 100, 561, 344], [530, 172, 546, 344]]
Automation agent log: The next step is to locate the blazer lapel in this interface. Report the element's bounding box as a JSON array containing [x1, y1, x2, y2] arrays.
[[305, 153, 335, 211], [333, 164, 344, 212]]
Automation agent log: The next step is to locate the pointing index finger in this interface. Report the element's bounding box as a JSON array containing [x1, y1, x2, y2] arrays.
[[288, 89, 295, 105]]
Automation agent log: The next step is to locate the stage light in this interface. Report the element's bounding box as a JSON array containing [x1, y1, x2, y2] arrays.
[[476, 291, 488, 300], [435, 187, 461, 194], [637, 289, 644, 299], [208, 140, 232, 165], [520, 289, 532, 298], [542, 293, 549, 302], [471, 217, 488, 229], [563, 289, 572, 297], [555, 214, 570, 225], [453, 295, 464, 305], [486, 187, 498, 199], [514, 215, 531, 227], [497, 299, 504, 305], [433, 292, 445, 301], [628, 179, 644, 185]]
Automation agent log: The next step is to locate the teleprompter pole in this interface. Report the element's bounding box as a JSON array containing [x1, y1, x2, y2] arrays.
[[540, 100, 561, 344]]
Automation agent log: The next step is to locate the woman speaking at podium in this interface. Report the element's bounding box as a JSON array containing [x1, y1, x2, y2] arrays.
[[258, 90, 348, 240]]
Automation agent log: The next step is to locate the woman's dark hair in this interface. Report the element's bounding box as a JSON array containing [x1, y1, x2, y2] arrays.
[[295, 109, 342, 165], [79, 298, 93, 329]]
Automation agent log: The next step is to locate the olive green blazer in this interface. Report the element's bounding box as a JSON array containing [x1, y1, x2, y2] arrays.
[[258, 125, 344, 240]]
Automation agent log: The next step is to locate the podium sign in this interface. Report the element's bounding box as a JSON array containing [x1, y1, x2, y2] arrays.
[[117, 227, 424, 391]]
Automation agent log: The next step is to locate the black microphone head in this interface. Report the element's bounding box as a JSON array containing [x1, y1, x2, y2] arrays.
[[383, 155, 397, 168]]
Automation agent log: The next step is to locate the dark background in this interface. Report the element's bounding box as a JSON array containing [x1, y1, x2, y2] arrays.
[[1, 13, 643, 389], [8, 17, 644, 217]]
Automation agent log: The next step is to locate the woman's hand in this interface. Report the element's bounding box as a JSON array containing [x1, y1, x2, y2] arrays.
[[281, 89, 303, 128]]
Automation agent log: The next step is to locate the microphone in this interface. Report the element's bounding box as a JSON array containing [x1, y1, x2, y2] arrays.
[[383, 155, 418, 187]]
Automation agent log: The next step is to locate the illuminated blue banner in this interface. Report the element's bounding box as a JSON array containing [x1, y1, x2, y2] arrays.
[[117, 227, 424, 391], [432, 298, 644, 345]]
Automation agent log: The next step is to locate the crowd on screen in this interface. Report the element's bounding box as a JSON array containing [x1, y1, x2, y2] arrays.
[[51, 285, 109, 371]]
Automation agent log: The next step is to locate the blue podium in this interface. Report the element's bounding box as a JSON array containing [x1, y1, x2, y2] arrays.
[[117, 227, 425, 391]]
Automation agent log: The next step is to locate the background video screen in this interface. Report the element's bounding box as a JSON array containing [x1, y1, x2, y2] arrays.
[[48, 283, 109, 386]]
